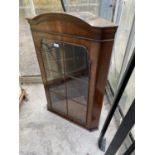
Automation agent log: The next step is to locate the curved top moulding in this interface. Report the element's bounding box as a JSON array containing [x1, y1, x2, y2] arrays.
[[27, 12, 117, 41]]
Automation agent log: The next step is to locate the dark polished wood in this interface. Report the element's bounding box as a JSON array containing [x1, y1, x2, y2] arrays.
[[27, 12, 117, 130]]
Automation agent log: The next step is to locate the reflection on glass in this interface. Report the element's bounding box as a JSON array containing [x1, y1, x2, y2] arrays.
[[42, 39, 90, 125], [42, 39, 64, 80], [64, 44, 89, 76], [119, 69, 135, 115], [46, 70, 64, 82], [108, 0, 135, 91], [68, 100, 87, 124], [49, 79, 66, 96], [50, 92, 67, 115], [66, 76, 88, 105]]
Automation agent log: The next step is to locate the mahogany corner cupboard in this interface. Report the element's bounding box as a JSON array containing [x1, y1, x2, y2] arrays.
[[27, 12, 117, 130]]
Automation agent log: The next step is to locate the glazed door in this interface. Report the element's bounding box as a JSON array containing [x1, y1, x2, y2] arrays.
[[41, 38, 90, 125]]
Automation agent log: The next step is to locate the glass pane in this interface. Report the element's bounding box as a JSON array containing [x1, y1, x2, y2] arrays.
[[116, 134, 133, 155], [66, 76, 88, 105], [131, 126, 135, 139], [50, 92, 67, 115], [108, 0, 135, 91], [49, 79, 66, 97], [41, 39, 89, 125], [42, 39, 64, 74], [68, 100, 87, 125], [45, 70, 64, 82], [64, 43, 89, 76], [119, 69, 135, 115]]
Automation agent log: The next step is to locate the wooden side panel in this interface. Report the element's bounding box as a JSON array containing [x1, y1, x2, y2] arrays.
[[90, 40, 114, 129], [86, 42, 101, 128]]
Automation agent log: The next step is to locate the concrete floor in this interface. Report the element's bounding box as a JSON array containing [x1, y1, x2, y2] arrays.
[[19, 84, 118, 155], [19, 10, 40, 76]]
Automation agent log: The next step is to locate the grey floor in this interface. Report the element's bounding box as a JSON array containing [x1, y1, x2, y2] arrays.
[[19, 12, 40, 76], [19, 84, 118, 155]]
